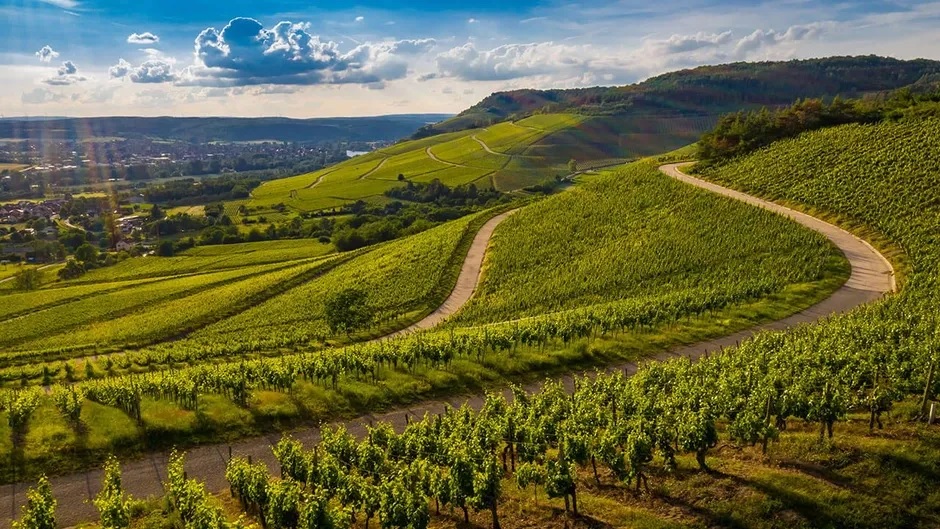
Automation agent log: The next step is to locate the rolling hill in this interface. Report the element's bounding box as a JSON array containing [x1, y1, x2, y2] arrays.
[[244, 56, 940, 216]]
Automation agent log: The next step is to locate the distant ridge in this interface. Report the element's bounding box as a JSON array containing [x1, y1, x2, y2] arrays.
[[0, 114, 454, 143], [406, 56, 940, 162], [424, 56, 940, 135]]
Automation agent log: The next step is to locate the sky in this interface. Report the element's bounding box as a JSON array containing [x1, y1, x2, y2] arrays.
[[1, 0, 939, 118]]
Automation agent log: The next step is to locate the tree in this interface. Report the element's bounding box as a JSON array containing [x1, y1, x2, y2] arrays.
[[57, 259, 85, 280], [150, 204, 165, 221], [74, 243, 99, 264], [567, 159, 578, 173], [323, 288, 373, 335], [13, 268, 41, 291], [157, 240, 176, 257], [13, 475, 56, 529]]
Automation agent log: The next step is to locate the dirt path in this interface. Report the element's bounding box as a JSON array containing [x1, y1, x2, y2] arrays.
[[471, 135, 509, 157], [386, 210, 518, 338], [358, 157, 389, 180], [425, 146, 465, 168], [0, 164, 895, 528]]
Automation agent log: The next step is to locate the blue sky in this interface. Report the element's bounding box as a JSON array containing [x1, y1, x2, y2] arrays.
[[1, 0, 939, 117]]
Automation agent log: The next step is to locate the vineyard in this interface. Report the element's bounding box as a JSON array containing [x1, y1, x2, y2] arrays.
[[11, 111, 938, 529], [243, 114, 584, 215], [0, 147, 856, 498], [449, 162, 843, 326]]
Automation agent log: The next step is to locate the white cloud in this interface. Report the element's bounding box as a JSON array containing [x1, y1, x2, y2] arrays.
[[127, 32, 160, 45], [434, 42, 594, 82], [43, 60, 87, 85], [468, 18, 478, 24], [178, 17, 435, 87], [21, 87, 65, 104], [733, 23, 831, 58], [38, 0, 78, 8], [110, 58, 178, 83], [35, 45, 60, 63], [355, 16, 364, 22], [642, 31, 734, 55]]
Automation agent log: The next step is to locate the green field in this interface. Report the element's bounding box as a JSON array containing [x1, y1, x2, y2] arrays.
[[243, 114, 585, 214], [451, 162, 842, 326], [0, 149, 853, 481]]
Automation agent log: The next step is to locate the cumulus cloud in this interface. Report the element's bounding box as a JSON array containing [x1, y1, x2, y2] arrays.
[[35, 45, 60, 63], [43, 60, 87, 85], [642, 31, 734, 56], [22, 87, 66, 104], [110, 58, 178, 83], [733, 23, 830, 57], [127, 32, 160, 45], [434, 42, 590, 82], [430, 24, 832, 85], [177, 17, 432, 87], [355, 16, 364, 22]]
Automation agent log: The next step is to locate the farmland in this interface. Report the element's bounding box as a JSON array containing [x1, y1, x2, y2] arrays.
[[242, 114, 586, 215], [5, 56, 940, 529], [22, 103, 939, 529], [0, 153, 853, 486]]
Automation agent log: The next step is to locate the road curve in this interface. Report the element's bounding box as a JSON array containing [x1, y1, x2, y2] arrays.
[[425, 146, 464, 168], [0, 165, 896, 527], [471, 135, 509, 157], [387, 209, 519, 338], [660, 163, 896, 294]]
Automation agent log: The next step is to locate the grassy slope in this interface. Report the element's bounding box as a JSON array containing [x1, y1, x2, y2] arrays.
[[452, 162, 843, 326], [243, 114, 583, 214]]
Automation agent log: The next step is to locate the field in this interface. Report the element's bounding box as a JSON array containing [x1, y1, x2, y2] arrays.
[[0, 156, 852, 485], [451, 162, 842, 325], [0, 163, 27, 172], [56, 111, 940, 529], [243, 114, 586, 214]]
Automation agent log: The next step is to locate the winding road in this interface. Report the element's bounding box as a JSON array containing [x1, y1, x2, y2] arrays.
[[425, 146, 465, 168], [0, 164, 895, 527], [471, 135, 509, 157]]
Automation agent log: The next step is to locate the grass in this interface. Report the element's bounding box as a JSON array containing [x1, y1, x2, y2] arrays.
[[244, 114, 585, 214], [0, 163, 28, 172]]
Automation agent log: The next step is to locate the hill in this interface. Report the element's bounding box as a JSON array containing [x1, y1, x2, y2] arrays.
[[0, 114, 453, 144], [241, 113, 584, 216], [414, 55, 940, 162], [243, 56, 940, 218], [432, 56, 940, 131]]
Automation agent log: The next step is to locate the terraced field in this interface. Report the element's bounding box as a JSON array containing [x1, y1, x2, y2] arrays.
[[243, 114, 585, 213]]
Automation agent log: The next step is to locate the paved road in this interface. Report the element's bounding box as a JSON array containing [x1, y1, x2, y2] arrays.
[[0, 164, 895, 527]]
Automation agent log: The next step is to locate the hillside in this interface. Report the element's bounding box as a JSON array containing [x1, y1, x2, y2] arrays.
[[0, 114, 452, 144], [414, 56, 940, 163], [242, 114, 584, 216]]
